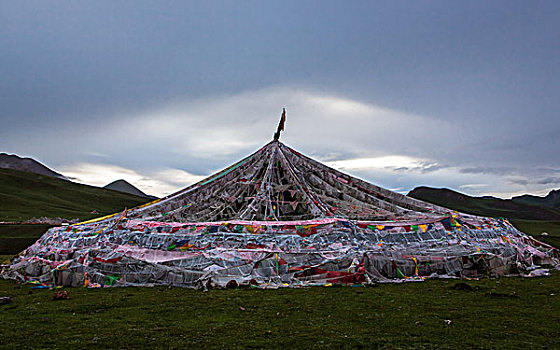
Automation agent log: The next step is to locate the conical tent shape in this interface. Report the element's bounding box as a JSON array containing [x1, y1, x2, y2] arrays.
[[2, 139, 558, 288], [124, 141, 451, 223]]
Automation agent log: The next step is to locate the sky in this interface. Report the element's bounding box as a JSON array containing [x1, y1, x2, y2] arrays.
[[1, 1, 559, 198]]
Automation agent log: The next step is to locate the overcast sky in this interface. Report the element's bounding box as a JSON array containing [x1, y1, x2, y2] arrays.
[[1, 1, 559, 198]]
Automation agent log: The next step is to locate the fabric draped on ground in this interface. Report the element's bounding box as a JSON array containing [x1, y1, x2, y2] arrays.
[[4, 216, 556, 288]]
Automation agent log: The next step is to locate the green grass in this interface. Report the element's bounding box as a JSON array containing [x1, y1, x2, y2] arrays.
[[0, 255, 14, 263], [0, 224, 53, 255], [509, 220, 560, 248], [0, 168, 151, 222], [1, 272, 559, 349]]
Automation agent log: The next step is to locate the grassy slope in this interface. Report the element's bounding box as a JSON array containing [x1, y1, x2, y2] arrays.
[[408, 187, 560, 248], [507, 219, 560, 248], [1, 272, 559, 349], [0, 168, 152, 255], [0, 224, 53, 255], [0, 168, 151, 222], [513, 190, 560, 209], [408, 187, 560, 221]]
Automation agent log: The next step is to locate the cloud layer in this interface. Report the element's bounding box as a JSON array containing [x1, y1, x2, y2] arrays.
[[4, 86, 557, 198], [1, 3, 558, 198]]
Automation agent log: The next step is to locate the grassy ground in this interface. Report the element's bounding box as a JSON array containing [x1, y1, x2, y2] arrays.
[[0, 224, 52, 256], [509, 220, 560, 248], [0, 168, 150, 222], [1, 272, 559, 349], [2, 177, 559, 348]]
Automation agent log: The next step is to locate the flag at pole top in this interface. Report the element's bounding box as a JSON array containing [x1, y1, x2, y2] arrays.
[[273, 108, 287, 141]]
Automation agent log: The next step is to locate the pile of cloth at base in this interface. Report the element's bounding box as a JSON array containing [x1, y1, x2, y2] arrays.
[[3, 215, 557, 289]]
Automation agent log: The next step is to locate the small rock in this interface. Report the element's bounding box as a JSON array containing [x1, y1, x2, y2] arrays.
[[415, 321, 423, 326], [0, 297, 12, 305], [53, 291, 70, 300], [541, 232, 549, 236]]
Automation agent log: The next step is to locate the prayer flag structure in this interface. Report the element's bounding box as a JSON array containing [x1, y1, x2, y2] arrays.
[[2, 112, 558, 288]]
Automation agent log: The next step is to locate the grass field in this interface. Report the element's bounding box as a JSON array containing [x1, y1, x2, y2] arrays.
[[1, 271, 559, 349]]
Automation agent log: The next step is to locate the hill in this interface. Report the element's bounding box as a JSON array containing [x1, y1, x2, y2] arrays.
[[408, 186, 560, 221], [104, 179, 157, 199], [512, 189, 560, 209], [408, 186, 560, 246], [0, 168, 151, 222], [0, 153, 67, 180]]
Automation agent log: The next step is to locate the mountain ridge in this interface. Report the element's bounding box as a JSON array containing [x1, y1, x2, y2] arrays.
[[104, 179, 157, 199], [512, 189, 560, 209], [0, 153, 67, 180], [408, 186, 560, 221]]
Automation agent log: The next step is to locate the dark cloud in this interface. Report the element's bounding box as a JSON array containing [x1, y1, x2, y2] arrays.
[[537, 177, 560, 185], [508, 179, 530, 186], [459, 166, 515, 176], [420, 163, 449, 174]]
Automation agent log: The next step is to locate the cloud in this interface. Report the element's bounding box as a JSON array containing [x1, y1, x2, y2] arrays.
[[5, 85, 560, 199], [324, 155, 428, 171], [82, 151, 110, 159], [19, 85, 459, 175], [536, 177, 560, 185], [143, 169, 206, 195], [421, 163, 448, 173], [60, 163, 143, 187], [459, 166, 514, 176], [508, 178, 529, 186], [459, 184, 490, 190], [59, 163, 204, 197]]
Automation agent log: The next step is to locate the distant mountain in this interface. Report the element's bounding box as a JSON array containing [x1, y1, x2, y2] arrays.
[[407, 186, 560, 221], [512, 189, 560, 210], [104, 179, 157, 199], [0, 168, 151, 222], [0, 153, 67, 180]]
